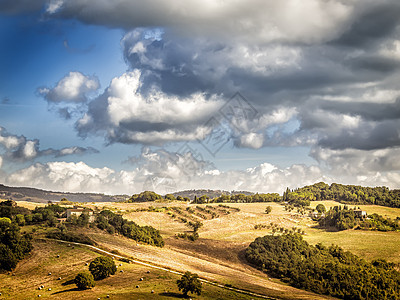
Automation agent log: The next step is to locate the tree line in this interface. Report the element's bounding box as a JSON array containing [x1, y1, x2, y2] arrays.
[[126, 191, 281, 204], [285, 182, 400, 208], [246, 233, 400, 299], [128, 182, 400, 207]]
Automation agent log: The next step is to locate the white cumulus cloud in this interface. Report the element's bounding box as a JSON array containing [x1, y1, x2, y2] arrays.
[[76, 70, 223, 145], [39, 71, 99, 103]]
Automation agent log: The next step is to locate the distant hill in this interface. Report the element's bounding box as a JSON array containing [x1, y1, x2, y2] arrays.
[[0, 183, 255, 203], [172, 189, 253, 200], [0, 184, 128, 203]]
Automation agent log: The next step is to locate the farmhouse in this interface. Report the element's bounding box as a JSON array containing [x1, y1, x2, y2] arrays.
[[354, 209, 367, 218], [66, 208, 95, 222]]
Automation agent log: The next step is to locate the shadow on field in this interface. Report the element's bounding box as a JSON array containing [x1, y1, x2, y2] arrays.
[[237, 248, 248, 265], [159, 291, 187, 298], [61, 279, 75, 286], [52, 287, 80, 294]]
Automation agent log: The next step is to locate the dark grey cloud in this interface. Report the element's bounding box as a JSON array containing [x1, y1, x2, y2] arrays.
[[74, 16, 400, 153], [46, 0, 355, 44], [0, 0, 46, 15], [347, 55, 400, 74], [22, 0, 397, 164], [332, 2, 400, 48], [315, 98, 400, 122], [318, 120, 400, 150]]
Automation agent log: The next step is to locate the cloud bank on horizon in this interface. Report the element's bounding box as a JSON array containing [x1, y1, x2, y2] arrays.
[[1, 0, 400, 195]]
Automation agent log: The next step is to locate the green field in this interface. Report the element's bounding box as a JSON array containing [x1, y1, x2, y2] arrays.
[[307, 200, 400, 262]]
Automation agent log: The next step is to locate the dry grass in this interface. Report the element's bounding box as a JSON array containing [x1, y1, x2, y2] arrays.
[[86, 201, 400, 264], [0, 239, 272, 300], [87, 230, 333, 300], [4, 199, 399, 299], [12, 200, 47, 210]]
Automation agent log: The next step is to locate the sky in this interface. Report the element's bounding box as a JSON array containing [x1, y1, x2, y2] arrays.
[[1, 0, 400, 195]]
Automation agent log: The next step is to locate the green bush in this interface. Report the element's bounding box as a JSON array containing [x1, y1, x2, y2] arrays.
[[89, 256, 117, 280], [74, 272, 95, 290]]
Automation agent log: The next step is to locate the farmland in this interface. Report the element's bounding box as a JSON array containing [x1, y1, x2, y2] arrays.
[[2, 199, 399, 299]]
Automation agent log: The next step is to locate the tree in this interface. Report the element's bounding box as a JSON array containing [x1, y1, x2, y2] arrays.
[[56, 222, 67, 233], [0, 219, 32, 271], [74, 271, 95, 290], [177, 271, 202, 296], [89, 256, 117, 280], [316, 204, 326, 214], [0, 244, 17, 271], [283, 187, 291, 202], [0, 217, 11, 226], [265, 206, 272, 214], [77, 213, 90, 227], [15, 214, 25, 226], [198, 195, 209, 204], [165, 194, 176, 201], [129, 191, 162, 202]]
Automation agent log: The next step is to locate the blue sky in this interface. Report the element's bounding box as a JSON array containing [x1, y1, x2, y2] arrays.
[[1, 1, 400, 195]]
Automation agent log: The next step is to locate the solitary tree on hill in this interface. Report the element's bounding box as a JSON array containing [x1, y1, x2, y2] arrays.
[[74, 272, 95, 290], [89, 256, 116, 280], [177, 271, 202, 296]]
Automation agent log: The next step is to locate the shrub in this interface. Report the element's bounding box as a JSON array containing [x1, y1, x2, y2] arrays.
[[74, 272, 95, 290], [89, 256, 117, 280], [177, 232, 199, 241], [315, 204, 326, 214]]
